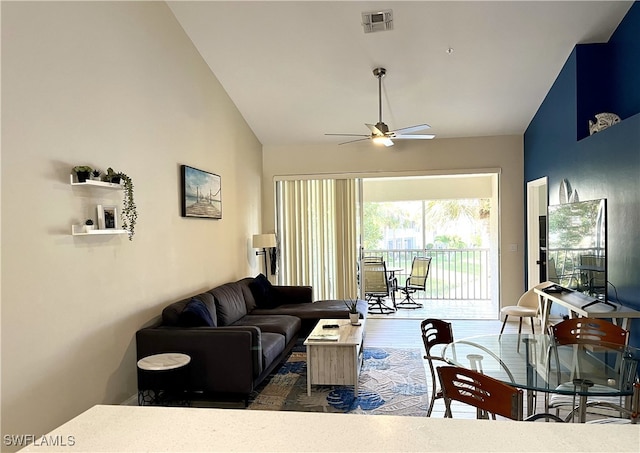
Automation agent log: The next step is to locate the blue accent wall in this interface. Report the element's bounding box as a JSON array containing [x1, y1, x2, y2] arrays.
[[524, 2, 640, 345]]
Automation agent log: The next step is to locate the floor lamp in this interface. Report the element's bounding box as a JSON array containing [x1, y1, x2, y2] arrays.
[[253, 233, 277, 275]]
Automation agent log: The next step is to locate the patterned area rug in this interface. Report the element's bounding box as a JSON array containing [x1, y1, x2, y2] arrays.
[[248, 348, 429, 416]]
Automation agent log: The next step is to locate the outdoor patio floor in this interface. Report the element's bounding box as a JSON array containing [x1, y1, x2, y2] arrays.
[[367, 296, 499, 320]]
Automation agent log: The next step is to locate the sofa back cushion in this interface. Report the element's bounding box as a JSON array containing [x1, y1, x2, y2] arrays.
[[237, 277, 258, 312], [210, 282, 247, 326]]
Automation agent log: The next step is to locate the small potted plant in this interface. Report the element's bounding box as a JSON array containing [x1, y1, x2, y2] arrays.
[[84, 219, 95, 233], [90, 169, 101, 181], [344, 299, 360, 325], [73, 165, 93, 183], [102, 167, 120, 184]]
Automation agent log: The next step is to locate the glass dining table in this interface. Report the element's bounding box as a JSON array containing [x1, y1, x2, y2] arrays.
[[442, 333, 640, 422]]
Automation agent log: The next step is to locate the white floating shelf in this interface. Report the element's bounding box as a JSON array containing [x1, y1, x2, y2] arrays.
[[69, 174, 122, 189], [71, 225, 127, 236]]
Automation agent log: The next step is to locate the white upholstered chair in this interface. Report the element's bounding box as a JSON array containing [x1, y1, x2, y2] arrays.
[[499, 285, 544, 352]]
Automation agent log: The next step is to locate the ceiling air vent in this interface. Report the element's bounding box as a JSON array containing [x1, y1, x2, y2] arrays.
[[362, 9, 393, 34]]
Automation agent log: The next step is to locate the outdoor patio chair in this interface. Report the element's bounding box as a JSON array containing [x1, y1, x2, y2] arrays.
[[364, 260, 394, 314], [397, 256, 431, 309]]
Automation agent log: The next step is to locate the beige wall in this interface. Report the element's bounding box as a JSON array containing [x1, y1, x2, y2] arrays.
[[262, 135, 525, 309], [1, 1, 263, 443]]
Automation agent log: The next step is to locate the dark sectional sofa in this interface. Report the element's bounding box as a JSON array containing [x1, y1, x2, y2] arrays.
[[136, 276, 367, 402]]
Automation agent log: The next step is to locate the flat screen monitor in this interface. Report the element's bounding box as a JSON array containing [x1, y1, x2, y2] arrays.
[[547, 198, 606, 301]]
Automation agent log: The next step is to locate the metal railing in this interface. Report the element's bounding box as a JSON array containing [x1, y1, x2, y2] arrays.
[[364, 248, 490, 300]]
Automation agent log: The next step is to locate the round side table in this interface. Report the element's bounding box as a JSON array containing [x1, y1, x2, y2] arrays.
[[137, 353, 191, 406]]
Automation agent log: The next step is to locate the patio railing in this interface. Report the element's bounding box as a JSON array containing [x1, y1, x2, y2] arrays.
[[364, 248, 490, 300]]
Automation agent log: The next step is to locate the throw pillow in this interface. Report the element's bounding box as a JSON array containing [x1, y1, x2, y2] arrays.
[[178, 298, 216, 327], [249, 274, 277, 308]]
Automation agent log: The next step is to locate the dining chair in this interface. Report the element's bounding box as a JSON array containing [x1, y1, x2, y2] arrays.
[[437, 365, 524, 420], [363, 260, 394, 314], [582, 381, 640, 424], [420, 319, 454, 416], [546, 317, 632, 421], [397, 256, 431, 309]]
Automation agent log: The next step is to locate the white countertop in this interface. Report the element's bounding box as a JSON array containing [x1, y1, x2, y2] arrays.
[[19, 404, 639, 452]]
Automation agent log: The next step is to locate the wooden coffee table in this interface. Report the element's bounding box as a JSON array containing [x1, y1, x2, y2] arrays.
[[304, 318, 366, 396]]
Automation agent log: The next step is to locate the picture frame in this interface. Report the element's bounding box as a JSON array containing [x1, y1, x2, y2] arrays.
[[97, 204, 118, 230], [181, 165, 222, 219]]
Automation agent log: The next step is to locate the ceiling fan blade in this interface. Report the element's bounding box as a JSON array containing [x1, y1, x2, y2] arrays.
[[338, 137, 370, 145], [392, 134, 436, 140], [325, 133, 370, 137], [392, 124, 431, 135], [365, 123, 384, 136]]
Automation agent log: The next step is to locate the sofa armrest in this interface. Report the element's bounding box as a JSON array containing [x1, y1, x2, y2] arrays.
[[271, 285, 313, 305], [136, 326, 262, 395]]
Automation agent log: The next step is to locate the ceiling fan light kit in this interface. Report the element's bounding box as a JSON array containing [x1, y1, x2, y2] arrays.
[[326, 67, 435, 147]]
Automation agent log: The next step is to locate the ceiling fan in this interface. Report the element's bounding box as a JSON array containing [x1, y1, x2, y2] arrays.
[[326, 67, 435, 147]]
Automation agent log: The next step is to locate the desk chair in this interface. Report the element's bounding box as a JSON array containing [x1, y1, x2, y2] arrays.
[[398, 257, 431, 309], [499, 286, 543, 352], [437, 366, 524, 420], [363, 261, 394, 315], [421, 319, 454, 416], [546, 318, 632, 421]]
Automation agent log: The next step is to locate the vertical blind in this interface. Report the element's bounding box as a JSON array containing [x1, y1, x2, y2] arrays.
[[276, 178, 358, 300]]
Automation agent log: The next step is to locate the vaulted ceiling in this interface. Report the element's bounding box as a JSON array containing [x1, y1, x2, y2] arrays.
[[168, 1, 632, 146]]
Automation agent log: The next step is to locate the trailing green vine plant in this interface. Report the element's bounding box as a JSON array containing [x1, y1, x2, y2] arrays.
[[103, 168, 137, 240], [117, 172, 137, 241]]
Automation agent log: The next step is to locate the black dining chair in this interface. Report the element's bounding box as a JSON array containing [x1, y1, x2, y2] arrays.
[[421, 319, 454, 416]]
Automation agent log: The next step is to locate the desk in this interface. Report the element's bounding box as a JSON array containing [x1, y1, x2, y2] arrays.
[[18, 404, 640, 452], [534, 285, 640, 334], [443, 334, 640, 422]]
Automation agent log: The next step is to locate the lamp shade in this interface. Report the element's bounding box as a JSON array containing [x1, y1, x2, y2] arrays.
[[252, 233, 277, 249]]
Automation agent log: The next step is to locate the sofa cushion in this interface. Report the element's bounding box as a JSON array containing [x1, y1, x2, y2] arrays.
[[248, 274, 278, 309], [232, 315, 300, 344], [237, 278, 258, 312], [260, 332, 286, 370], [178, 298, 216, 327], [211, 282, 247, 326], [251, 299, 368, 320]]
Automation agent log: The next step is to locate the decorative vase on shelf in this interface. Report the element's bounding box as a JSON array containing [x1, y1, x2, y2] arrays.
[[349, 312, 359, 325], [588, 112, 620, 135]]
